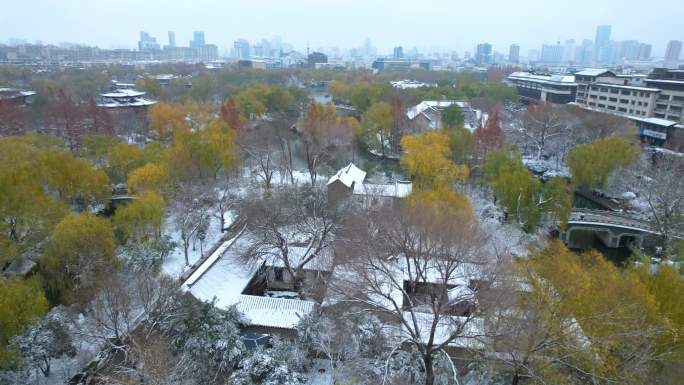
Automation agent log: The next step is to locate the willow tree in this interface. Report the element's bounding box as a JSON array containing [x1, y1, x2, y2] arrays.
[[567, 136, 639, 190]]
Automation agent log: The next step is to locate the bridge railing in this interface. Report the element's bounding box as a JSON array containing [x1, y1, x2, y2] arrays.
[[569, 209, 653, 231]]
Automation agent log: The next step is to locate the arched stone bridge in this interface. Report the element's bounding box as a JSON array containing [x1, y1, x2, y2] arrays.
[[562, 209, 658, 249]]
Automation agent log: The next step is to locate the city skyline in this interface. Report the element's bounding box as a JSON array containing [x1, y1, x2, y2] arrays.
[[2, 0, 683, 57]]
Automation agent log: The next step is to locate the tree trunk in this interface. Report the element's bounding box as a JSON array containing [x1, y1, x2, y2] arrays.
[[424, 353, 435, 385], [40, 355, 50, 377], [511, 368, 519, 385], [183, 239, 190, 266]]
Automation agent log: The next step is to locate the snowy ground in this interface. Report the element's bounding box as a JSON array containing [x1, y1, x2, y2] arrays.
[[161, 211, 227, 278], [522, 156, 570, 179], [464, 184, 538, 259]]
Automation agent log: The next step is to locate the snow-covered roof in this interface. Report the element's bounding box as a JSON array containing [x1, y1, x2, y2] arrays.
[[0, 88, 35, 100], [574, 68, 613, 77], [185, 237, 254, 307], [390, 80, 436, 89], [327, 163, 366, 188], [508, 72, 576, 85], [101, 89, 146, 98], [593, 82, 660, 92], [266, 245, 335, 272], [153, 74, 176, 81], [185, 235, 316, 330], [631, 116, 684, 128], [112, 81, 136, 88], [643, 78, 684, 85], [400, 312, 484, 349], [97, 98, 157, 108], [236, 295, 315, 330], [352, 181, 413, 198], [406, 100, 469, 120]]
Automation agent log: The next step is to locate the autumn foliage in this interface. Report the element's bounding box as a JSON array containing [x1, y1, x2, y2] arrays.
[[400, 131, 469, 190]]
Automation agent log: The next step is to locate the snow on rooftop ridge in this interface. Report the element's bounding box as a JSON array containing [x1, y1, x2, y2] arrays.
[[632, 116, 683, 127], [575, 68, 612, 76], [97, 98, 157, 108], [101, 89, 146, 98], [236, 295, 315, 330], [406, 100, 468, 120], [327, 163, 366, 188]]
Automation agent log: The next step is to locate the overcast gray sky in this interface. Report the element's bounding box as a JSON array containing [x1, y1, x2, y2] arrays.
[[2, 0, 683, 56]]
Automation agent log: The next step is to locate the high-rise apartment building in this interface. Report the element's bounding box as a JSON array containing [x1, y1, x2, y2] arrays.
[[138, 31, 160, 51], [234, 39, 250, 59], [541, 43, 564, 63], [665, 40, 683, 63], [190, 31, 205, 48], [393, 46, 404, 59], [167, 31, 176, 48], [594, 25, 612, 63], [508, 44, 520, 63], [637, 43, 652, 60], [475, 43, 492, 65], [563, 40, 576, 62]]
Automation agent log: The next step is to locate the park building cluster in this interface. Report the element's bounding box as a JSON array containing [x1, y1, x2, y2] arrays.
[[506, 68, 684, 147]]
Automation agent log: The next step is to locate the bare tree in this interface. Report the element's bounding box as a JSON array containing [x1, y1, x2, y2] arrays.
[[82, 272, 181, 385], [209, 176, 240, 233], [333, 200, 496, 385], [522, 102, 566, 160], [636, 155, 684, 257], [50, 90, 86, 154], [237, 186, 342, 296], [298, 102, 355, 186], [172, 183, 211, 266], [0, 101, 26, 136], [570, 107, 636, 143], [244, 120, 281, 189]]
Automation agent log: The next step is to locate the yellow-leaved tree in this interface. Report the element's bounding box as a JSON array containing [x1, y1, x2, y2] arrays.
[[149, 102, 189, 142], [127, 163, 173, 196], [107, 141, 144, 183], [40, 213, 117, 304], [400, 130, 469, 190], [0, 277, 48, 365], [113, 191, 166, 243], [499, 241, 677, 385]]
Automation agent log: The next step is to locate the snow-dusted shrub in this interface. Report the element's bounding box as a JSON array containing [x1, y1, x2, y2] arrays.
[[160, 295, 245, 384]]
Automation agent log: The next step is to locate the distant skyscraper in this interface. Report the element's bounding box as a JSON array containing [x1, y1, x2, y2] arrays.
[[563, 39, 576, 62], [594, 25, 612, 63], [618, 40, 639, 61], [190, 31, 205, 48], [167, 31, 176, 48], [508, 44, 520, 63], [665, 40, 683, 62], [527, 49, 540, 62], [541, 43, 564, 63], [138, 31, 160, 51], [475, 43, 492, 65], [393, 46, 404, 59], [363, 37, 375, 57], [637, 43, 652, 60], [233, 39, 250, 59], [576, 40, 593, 64]]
